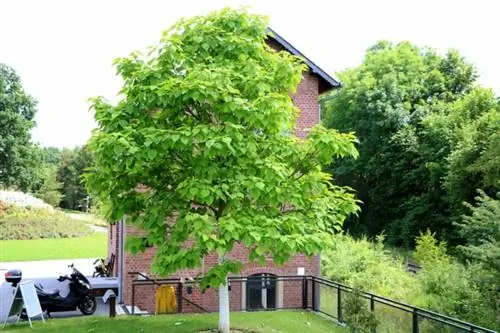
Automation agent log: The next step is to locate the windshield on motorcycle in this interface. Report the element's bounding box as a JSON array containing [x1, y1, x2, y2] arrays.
[[72, 267, 91, 286]]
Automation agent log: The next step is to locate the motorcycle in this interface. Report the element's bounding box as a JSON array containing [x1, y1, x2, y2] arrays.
[[21, 264, 97, 319]]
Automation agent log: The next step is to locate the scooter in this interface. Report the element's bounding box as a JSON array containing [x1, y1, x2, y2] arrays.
[[21, 264, 97, 319]]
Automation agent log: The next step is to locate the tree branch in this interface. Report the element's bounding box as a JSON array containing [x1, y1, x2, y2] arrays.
[[190, 200, 217, 215]]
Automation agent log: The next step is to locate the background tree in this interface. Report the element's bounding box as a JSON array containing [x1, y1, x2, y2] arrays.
[[40, 146, 63, 165], [86, 8, 359, 333], [0, 64, 40, 191], [35, 165, 63, 206], [456, 191, 500, 326], [58, 146, 93, 210], [323, 41, 499, 247], [457, 190, 500, 274]]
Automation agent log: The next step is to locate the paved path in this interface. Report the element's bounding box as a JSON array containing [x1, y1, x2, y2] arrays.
[[87, 225, 108, 233], [0, 258, 97, 278], [0, 258, 106, 323], [63, 212, 108, 233]]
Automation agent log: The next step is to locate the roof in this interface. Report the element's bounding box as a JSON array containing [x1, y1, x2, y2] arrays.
[[267, 28, 341, 91]]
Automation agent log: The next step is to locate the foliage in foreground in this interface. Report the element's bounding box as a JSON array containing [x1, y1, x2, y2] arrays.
[[0, 205, 92, 240], [2, 311, 345, 333], [322, 233, 499, 330], [87, 7, 358, 298], [86, 8, 359, 332]]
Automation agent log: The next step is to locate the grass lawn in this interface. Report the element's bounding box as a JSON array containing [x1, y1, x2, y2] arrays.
[[3, 311, 346, 333], [0, 233, 107, 262]]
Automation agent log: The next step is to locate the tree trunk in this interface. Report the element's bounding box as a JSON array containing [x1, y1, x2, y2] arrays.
[[218, 254, 230, 333]]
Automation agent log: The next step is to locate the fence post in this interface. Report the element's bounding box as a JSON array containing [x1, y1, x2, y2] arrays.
[[337, 286, 342, 322], [177, 282, 183, 313], [302, 276, 308, 309], [412, 308, 419, 333], [370, 295, 376, 333], [131, 283, 135, 315], [109, 294, 116, 318], [311, 278, 316, 311]]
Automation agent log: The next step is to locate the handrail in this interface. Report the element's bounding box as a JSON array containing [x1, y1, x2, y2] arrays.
[[183, 297, 210, 313], [128, 272, 209, 314], [311, 276, 497, 333]]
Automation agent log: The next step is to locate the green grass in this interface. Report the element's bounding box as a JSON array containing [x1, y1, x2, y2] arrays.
[[0, 233, 107, 262], [3, 311, 346, 333]]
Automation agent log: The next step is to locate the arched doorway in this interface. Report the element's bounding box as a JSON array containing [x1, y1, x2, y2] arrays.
[[246, 273, 277, 310]]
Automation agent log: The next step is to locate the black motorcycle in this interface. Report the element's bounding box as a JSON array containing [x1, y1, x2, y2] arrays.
[[21, 264, 97, 319]]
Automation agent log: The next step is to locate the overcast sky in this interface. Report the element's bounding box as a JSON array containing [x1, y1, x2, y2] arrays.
[[1, 0, 498, 148]]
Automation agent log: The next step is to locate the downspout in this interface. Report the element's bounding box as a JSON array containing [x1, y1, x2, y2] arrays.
[[118, 216, 125, 303]]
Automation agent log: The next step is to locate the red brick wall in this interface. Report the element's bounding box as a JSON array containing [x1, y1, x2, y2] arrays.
[[112, 59, 323, 312], [121, 226, 320, 311], [293, 72, 320, 138]]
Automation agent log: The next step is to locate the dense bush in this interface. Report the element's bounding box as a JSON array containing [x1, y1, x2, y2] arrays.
[[322, 233, 499, 331], [413, 231, 493, 328], [322, 234, 421, 302], [0, 205, 93, 240]]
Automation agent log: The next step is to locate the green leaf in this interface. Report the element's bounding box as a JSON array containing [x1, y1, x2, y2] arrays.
[[147, 150, 157, 159]]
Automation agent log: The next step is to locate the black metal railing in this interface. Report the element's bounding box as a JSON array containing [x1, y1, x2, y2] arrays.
[[129, 272, 209, 314], [311, 276, 497, 333], [128, 273, 497, 333]]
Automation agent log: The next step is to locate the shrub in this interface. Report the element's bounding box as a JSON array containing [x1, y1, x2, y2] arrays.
[[414, 231, 498, 329], [322, 232, 499, 331], [322, 234, 421, 302], [0, 205, 93, 240], [343, 289, 378, 333]]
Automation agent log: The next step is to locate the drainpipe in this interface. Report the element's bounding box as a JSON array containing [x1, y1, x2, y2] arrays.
[[118, 216, 125, 303]]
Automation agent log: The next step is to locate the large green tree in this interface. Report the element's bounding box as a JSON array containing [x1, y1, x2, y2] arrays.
[[323, 41, 498, 247], [0, 64, 39, 191], [86, 8, 359, 332]]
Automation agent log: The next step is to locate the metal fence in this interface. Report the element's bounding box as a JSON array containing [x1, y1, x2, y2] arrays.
[[311, 276, 497, 333], [128, 273, 497, 333]]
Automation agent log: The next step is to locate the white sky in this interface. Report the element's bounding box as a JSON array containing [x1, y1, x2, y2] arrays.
[[1, 0, 498, 148]]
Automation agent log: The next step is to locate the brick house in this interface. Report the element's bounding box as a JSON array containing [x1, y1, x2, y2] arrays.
[[108, 28, 340, 313]]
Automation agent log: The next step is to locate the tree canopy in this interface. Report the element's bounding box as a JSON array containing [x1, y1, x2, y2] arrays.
[[323, 41, 499, 247], [86, 8, 359, 332], [57, 146, 93, 210], [0, 64, 40, 191]]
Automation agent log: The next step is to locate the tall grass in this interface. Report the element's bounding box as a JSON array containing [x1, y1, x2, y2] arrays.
[[322, 233, 499, 331], [0, 205, 92, 240]]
